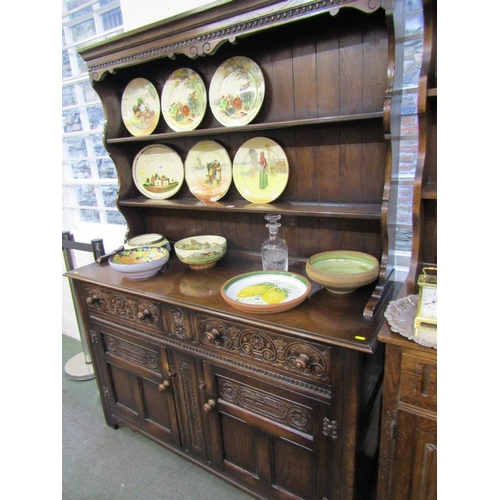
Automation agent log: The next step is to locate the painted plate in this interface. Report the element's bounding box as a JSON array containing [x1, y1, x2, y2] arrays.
[[161, 68, 207, 132], [221, 271, 311, 314], [132, 144, 184, 199], [232, 137, 289, 203], [209, 56, 265, 127], [185, 141, 232, 202], [121, 78, 160, 136]]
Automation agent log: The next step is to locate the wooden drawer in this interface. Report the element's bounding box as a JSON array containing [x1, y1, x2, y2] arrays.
[[399, 351, 437, 413], [82, 284, 165, 335], [196, 314, 332, 390]]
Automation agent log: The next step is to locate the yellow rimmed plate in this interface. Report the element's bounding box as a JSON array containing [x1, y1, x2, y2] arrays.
[[232, 137, 289, 203], [185, 140, 232, 202], [209, 56, 265, 127], [161, 68, 207, 132], [121, 78, 160, 136]]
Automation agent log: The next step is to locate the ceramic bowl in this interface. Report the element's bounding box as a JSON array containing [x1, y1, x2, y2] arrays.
[[109, 245, 170, 279], [125, 233, 170, 250], [305, 250, 379, 294], [174, 235, 226, 270]]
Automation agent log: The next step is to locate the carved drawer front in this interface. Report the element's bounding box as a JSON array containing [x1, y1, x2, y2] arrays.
[[399, 352, 437, 413], [197, 315, 331, 385], [83, 284, 164, 334]]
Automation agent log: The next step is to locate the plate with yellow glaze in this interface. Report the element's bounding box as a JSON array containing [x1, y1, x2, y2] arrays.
[[121, 78, 160, 136], [221, 271, 311, 314]]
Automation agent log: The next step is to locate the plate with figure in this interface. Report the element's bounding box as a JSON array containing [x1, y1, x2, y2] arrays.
[[209, 56, 265, 127], [132, 144, 184, 199], [232, 137, 289, 203], [161, 68, 207, 132], [121, 78, 160, 136], [221, 271, 311, 314], [185, 141, 232, 202]]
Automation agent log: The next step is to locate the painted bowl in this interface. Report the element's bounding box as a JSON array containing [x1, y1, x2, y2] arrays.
[[305, 250, 379, 294], [109, 245, 170, 279], [125, 233, 170, 250], [174, 235, 226, 270]]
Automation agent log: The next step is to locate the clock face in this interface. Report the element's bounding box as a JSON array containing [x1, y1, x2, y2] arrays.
[[420, 286, 437, 321]]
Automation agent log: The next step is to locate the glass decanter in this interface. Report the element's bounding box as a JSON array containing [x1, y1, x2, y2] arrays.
[[261, 214, 288, 271]]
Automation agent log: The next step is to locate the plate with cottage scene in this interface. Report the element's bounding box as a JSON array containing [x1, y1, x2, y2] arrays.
[[185, 141, 232, 202], [132, 144, 184, 199], [161, 68, 207, 132], [209, 56, 265, 127], [121, 78, 160, 136], [232, 137, 289, 204], [221, 271, 311, 314]]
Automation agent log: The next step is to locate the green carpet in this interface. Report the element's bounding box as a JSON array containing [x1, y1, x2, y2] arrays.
[[62, 335, 254, 500]]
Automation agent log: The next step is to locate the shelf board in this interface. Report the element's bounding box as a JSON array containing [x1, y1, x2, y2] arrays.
[[119, 197, 383, 219], [107, 112, 384, 144], [421, 183, 437, 199]]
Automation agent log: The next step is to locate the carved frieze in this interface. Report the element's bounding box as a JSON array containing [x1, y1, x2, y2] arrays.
[[200, 317, 330, 382], [83, 285, 162, 331]]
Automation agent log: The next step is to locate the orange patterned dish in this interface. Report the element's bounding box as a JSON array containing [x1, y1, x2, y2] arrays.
[[109, 245, 170, 279], [221, 271, 311, 314]]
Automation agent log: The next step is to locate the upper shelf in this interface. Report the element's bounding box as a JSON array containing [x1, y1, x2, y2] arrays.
[[107, 112, 384, 143]]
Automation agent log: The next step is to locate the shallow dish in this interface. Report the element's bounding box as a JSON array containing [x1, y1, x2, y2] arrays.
[[221, 271, 311, 314], [109, 245, 170, 279], [125, 233, 170, 249], [305, 251, 379, 294], [174, 235, 226, 270]]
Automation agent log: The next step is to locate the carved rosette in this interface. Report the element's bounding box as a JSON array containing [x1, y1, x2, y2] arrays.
[[168, 307, 188, 339], [103, 334, 160, 373], [84, 286, 162, 331], [199, 317, 329, 381], [219, 379, 311, 434]]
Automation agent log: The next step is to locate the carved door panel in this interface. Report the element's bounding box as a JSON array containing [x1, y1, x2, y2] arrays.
[[88, 321, 181, 447], [201, 362, 332, 500], [166, 348, 209, 461]]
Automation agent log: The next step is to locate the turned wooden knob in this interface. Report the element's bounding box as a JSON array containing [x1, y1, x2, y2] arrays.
[[203, 399, 216, 413], [294, 354, 310, 370], [86, 294, 100, 305], [137, 309, 151, 320], [205, 329, 220, 343], [158, 380, 171, 391]]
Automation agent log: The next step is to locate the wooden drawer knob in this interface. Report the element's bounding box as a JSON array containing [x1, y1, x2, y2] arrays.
[[205, 329, 220, 343], [86, 294, 101, 305], [158, 380, 171, 391], [137, 309, 151, 320], [294, 354, 310, 370], [203, 399, 217, 413]]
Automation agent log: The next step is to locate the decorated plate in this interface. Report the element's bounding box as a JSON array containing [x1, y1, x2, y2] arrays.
[[121, 78, 160, 136], [221, 271, 311, 314], [185, 141, 232, 202], [209, 56, 265, 127], [161, 68, 207, 132], [232, 137, 289, 203], [132, 144, 184, 199]]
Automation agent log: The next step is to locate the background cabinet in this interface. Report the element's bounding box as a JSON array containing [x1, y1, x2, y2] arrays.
[[69, 1, 401, 499]]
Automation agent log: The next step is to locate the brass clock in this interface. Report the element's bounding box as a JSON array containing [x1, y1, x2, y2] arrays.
[[414, 267, 437, 332]]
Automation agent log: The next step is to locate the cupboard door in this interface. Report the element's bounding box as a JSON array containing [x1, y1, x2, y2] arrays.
[[202, 362, 332, 500], [89, 322, 180, 447], [390, 410, 437, 500]]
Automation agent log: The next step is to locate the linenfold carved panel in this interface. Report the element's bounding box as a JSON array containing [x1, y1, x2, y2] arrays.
[[199, 316, 330, 383], [83, 285, 163, 332]]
